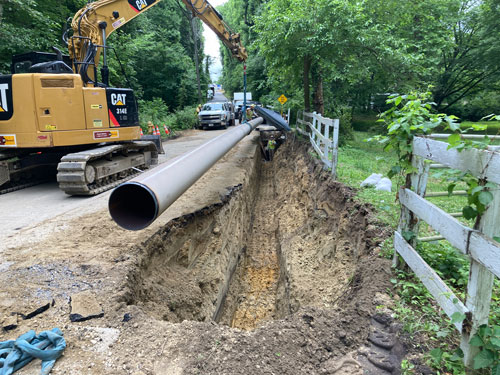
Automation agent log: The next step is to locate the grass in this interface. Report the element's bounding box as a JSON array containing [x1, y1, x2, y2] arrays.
[[460, 120, 500, 135], [334, 131, 500, 374]]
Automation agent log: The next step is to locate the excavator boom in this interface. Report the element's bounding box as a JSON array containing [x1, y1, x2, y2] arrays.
[[71, 0, 247, 83]]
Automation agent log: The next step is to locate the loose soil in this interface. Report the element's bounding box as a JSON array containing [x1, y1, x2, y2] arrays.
[[0, 131, 403, 374]]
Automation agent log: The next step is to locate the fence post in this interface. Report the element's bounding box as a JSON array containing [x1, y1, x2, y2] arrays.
[[331, 119, 339, 179], [460, 187, 500, 369], [296, 110, 301, 132], [322, 116, 330, 164], [312, 112, 317, 144], [394, 156, 430, 267]]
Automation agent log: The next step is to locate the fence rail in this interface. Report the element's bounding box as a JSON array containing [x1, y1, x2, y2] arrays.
[[295, 111, 339, 178], [395, 136, 500, 368]]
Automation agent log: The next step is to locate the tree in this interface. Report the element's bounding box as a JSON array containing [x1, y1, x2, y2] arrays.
[[0, 0, 86, 72], [432, 0, 500, 111]]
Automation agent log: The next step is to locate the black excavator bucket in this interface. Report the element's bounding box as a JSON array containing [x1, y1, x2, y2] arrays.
[[253, 106, 291, 132], [140, 135, 165, 154]]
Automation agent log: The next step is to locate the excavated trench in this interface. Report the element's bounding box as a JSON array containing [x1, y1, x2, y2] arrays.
[[123, 136, 386, 332]]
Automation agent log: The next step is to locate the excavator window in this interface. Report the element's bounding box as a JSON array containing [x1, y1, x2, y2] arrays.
[[11, 52, 72, 74]]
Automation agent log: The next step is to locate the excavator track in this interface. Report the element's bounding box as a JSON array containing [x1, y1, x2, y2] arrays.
[[57, 142, 158, 196], [0, 152, 59, 195], [0, 180, 48, 195]]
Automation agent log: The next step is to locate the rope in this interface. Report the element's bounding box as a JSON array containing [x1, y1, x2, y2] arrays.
[[0, 328, 66, 375]]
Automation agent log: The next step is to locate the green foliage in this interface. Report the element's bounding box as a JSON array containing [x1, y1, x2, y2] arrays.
[[329, 105, 353, 145], [138, 98, 197, 132], [369, 92, 458, 185], [107, 1, 205, 110], [138, 98, 169, 128], [0, 0, 86, 72], [427, 346, 465, 374], [338, 130, 500, 375], [352, 112, 379, 132], [448, 91, 500, 122], [435, 167, 496, 222], [469, 325, 500, 372], [219, 0, 500, 125], [167, 105, 199, 130], [433, 114, 498, 223]]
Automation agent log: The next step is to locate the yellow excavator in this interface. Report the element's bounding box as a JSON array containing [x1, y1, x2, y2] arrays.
[[0, 0, 247, 195]]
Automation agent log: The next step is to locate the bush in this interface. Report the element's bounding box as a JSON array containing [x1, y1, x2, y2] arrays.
[[447, 91, 500, 121], [169, 106, 198, 130], [352, 112, 380, 132], [138, 98, 198, 134], [138, 97, 169, 128], [330, 105, 354, 145]]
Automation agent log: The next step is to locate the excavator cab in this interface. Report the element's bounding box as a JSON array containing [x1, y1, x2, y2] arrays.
[[11, 50, 73, 74]]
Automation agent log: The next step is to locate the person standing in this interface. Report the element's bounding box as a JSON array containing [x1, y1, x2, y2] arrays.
[[245, 104, 255, 121], [267, 138, 277, 160], [195, 104, 202, 128]]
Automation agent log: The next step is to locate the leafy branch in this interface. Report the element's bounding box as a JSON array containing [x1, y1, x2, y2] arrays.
[[368, 91, 459, 189], [439, 114, 500, 225]]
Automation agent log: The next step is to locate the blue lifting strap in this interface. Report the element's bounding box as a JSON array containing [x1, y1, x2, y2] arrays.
[[0, 328, 66, 375]]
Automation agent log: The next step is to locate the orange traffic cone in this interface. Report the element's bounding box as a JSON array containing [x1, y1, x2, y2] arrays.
[[163, 124, 169, 135], [140, 128, 144, 136], [156, 125, 161, 136]]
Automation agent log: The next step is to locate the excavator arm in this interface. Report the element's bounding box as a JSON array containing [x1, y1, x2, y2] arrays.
[[179, 0, 247, 62], [70, 0, 247, 84]]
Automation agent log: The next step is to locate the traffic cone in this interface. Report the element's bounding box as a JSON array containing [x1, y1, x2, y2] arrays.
[[156, 125, 161, 136], [140, 128, 144, 136], [163, 124, 169, 135]]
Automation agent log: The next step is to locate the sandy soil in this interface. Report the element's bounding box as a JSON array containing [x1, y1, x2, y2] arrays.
[[0, 131, 404, 375]]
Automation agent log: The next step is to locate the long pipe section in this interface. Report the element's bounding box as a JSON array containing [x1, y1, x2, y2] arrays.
[[109, 117, 264, 230]]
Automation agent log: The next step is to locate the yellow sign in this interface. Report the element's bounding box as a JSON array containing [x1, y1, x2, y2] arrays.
[[0, 134, 16, 147], [91, 104, 102, 110], [45, 125, 57, 130], [278, 94, 287, 105]]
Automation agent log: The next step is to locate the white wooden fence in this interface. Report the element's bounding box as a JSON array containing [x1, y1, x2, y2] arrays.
[[395, 135, 500, 367], [295, 111, 339, 178]]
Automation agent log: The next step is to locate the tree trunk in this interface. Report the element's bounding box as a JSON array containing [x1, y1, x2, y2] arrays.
[[304, 55, 311, 111], [190, 13, 202, 104], [205, 56, 209, 76], [313, 69, 324, 115]]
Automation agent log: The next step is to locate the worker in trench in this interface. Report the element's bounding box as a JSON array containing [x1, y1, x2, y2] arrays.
[[266, 136, 277, 161]]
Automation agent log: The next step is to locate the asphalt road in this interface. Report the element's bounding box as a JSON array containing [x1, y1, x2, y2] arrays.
[[211, 91, 228, 102], [0, 128, 228, 239]]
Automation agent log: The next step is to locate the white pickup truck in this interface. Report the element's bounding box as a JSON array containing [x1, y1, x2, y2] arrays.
[[198, 102, 232, 129]]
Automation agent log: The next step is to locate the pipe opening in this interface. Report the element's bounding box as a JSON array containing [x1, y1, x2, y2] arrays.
[[109, 182, 158, 231]]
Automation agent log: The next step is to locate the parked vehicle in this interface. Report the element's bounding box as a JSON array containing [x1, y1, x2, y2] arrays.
[[198, 102, 231, 129], [233, 92, 252, 102]]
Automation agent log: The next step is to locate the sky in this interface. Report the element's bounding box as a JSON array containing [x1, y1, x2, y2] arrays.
[[203, 0, 228, 82]]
